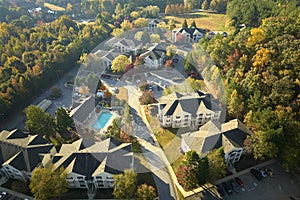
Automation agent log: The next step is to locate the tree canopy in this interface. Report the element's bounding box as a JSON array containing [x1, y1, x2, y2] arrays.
[[201, 12, 300, 170], [30, 165, 68, 200], [25, 105, 56, 138], [111, 55, 131, 72], [113, 169, 137, 200]]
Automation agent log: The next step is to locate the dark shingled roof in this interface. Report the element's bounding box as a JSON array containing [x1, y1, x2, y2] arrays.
[[47, 138, 133, 179], [162, 92, 221, 116], [0, 129, 54, 173], [6, 130, 27, 139], [177, 27, 206, 35], [222, 129, 249, 148], [8, 152, 27, 171], [27, 146, 54, 171], [28, 136, 49, 146]]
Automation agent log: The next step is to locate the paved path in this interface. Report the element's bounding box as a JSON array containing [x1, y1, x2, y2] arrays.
[[126, 85, 176, 200]]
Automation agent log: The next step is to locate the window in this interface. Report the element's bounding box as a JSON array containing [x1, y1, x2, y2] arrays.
[[175, 116, 180, 119], [77, 177, 84, 180]]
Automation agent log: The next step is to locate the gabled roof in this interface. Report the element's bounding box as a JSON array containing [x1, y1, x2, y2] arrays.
[[45, 138, 133, 180], [148, 19, 161, 24], [0, 129, 54, 172], [69, 96, 95, 123], [159, 91, 221, 116], [118, 38, 141, 48], [140, 43, 166, 61], [182, 119, 252, 154], [175, 27, 206, 36]]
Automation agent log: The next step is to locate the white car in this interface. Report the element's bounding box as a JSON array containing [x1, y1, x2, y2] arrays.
[[0, 191, 7, 199]]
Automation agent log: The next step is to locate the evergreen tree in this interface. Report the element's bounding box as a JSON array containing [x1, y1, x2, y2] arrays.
[[190, 20, 197, 28], [182, 19, 188, 28]]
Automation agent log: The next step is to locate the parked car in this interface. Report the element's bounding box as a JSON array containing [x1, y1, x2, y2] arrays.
[[230, 180, 240, 193], [265, 167, 274, 177], [0, 192, 6, 200], [250, 168, 263, 181], [222, 182, 232, 195], [259, 168, 267, 177], [235, 177, 244, 187], [216, 185, 225, 197]]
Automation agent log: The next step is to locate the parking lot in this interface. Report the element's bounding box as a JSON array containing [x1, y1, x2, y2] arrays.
[[199, 162, 300, 200], [216, 162, 300, 200]]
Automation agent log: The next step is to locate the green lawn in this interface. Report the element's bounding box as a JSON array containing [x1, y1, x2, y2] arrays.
[[164, 11, 230, 32]]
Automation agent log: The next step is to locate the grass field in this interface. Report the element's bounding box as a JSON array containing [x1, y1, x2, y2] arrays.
[[164, 11, 229, 31], [44, 3, 65, 11]]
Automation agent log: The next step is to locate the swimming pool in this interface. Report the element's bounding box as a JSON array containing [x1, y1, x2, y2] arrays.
[[93, 112, 113, 130]]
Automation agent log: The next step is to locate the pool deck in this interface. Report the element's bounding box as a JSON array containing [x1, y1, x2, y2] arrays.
[[92, 110, 119, 135]]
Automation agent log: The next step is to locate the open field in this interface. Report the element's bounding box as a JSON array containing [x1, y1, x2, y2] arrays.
[[164, 11, 229, 32], [44, 3, 65, 11]]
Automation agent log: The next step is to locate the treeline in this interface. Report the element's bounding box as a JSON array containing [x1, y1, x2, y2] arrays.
[[0, 15, 110, 116], [0, 1, 28, 23], [182, 0, 228, 13], [200, 10, 300, 169], [227, 0, 300, 27]]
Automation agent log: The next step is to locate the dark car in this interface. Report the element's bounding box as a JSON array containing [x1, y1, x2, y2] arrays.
[[216, 185, 225, 197], [222, 182, 232, 195], [172, 57, 179, 63], [230, 180, 239, 193], [250, 168, 263, 181], [235, 177, 244, 187]]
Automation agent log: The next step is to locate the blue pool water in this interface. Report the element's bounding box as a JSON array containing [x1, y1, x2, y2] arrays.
[[93, 112, 113, 129]]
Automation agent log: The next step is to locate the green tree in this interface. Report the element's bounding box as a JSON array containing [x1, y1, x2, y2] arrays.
[[150, 34, 161, 43], [30, 166, 68, 200], [134, 31, 143, 41], [136, 184, 156, 200], [121, 20, 134, 31], [25, 105, 56, 138], [190, 20, 197, 28], [55, 107, 74, 132], [182, 19, 188, 28], [107, 118, 121, 138], [130, 11, 140, 19], [166, 45, 177, 58], [227, 89, 244, 118], [207, 148, 226, 182], [196, 156, 209, 185], [111, 55, 131, 72], [113, 169, 137, 200]]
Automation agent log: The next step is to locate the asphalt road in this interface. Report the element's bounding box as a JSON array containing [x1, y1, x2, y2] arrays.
[[126, 85, 176, 200]]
